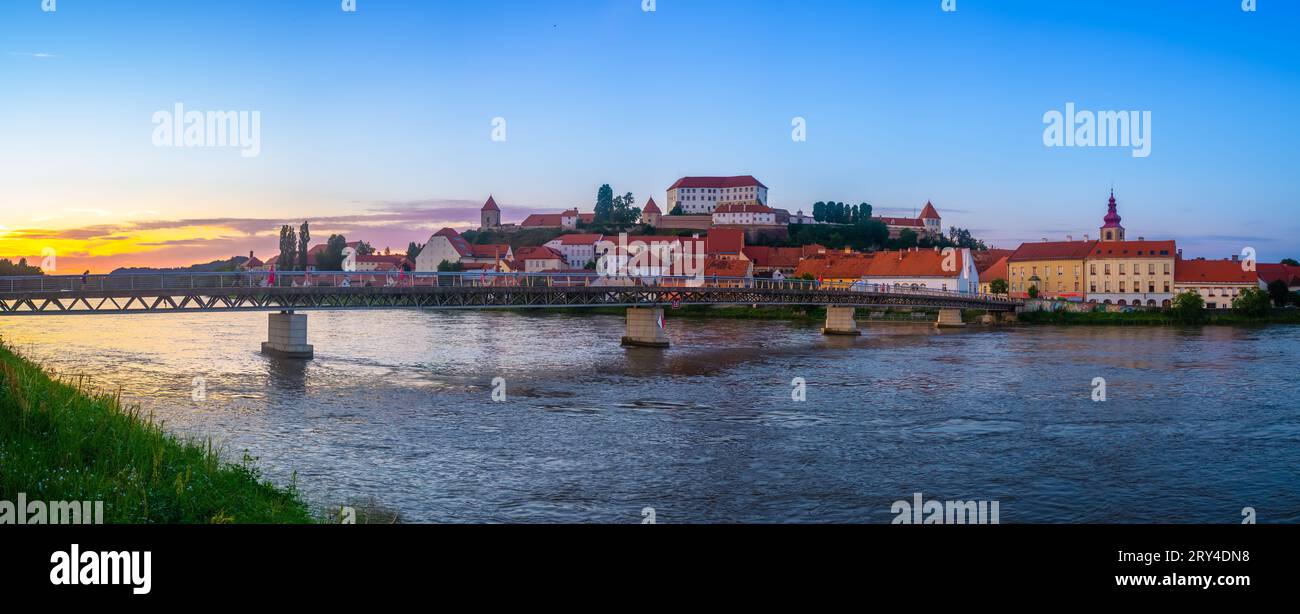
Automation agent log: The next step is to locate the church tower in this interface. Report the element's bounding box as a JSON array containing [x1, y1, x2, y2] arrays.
[[1099, 190, 1125, 242]]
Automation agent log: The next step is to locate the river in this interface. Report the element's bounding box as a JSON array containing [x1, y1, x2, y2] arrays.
[[2, 310, 1296, 523]]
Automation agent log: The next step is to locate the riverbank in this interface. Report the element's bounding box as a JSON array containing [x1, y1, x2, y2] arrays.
[[1015, 309, 1300, 326], [0, 340, 314, 523]]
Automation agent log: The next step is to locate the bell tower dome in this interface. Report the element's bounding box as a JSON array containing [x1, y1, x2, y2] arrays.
[[1099, 190, 1125, 242]]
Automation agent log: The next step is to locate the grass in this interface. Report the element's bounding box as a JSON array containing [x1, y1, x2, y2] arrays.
[[1016, 308, 1300, 326], [0, 340, 314, 524]]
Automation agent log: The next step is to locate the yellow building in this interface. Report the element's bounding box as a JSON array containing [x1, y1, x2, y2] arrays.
[[1006, 241, 1095, 299]]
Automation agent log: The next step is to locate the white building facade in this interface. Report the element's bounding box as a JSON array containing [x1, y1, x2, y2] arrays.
[[667, 176, 768, 215]]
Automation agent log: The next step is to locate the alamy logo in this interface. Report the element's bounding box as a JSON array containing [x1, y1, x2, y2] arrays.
[[50, 544, 151, 595], [891, 492, 1000, 524], [1042, 102, 1151, 158], [594, 233, 706, 282], [152, 103, 262, 158], [1, 494, 103, 524]]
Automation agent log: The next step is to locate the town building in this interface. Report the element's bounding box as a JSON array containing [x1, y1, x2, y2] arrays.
[[520, 209, 595, 229], [1174, 257, 1264, 309], [667, 176, 768, 214], [355, 254, 413, 272], [875, 201, 942, 238], [711, 202, 779, 227], [977, 256, 1009, 294], [513, 246, 567, 273], [862, 247, 979, 293], [543, 233, 605, 268], [1086, 240, 1177, 306], [704, 228, 747, 260], [1007, 240, 1096, 299], [1259, 263, 1300, 292], [414, 227, 512, 271]]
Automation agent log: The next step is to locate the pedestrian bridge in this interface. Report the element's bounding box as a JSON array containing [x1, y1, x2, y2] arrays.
[[0, 271, 1022, 356]]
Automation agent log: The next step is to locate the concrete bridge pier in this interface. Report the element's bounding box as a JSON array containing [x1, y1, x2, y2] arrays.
[[621, 307, 670, 348], [261, 311, 314, 359], [822, 306, 860, 336], [935, 308, 966, 328], [999, 311, 1018, 324]]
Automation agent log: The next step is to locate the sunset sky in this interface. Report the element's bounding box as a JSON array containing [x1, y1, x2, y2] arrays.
[[2, 0, 1297, 273]]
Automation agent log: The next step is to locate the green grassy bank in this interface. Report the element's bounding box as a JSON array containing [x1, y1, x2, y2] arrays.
[[0, 341, 314, 523], [1015, 309, 1300, 326]]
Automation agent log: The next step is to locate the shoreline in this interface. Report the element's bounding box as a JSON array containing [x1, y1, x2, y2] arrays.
[[0, 340, 316, 524]]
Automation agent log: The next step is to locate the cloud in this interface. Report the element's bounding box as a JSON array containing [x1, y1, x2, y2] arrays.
[[9, 52, 60, 59]]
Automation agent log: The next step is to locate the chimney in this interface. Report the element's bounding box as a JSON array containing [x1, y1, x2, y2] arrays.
[[249, 250, 254, 259], [1177, 249, 1183, 259], [1041, 238, 1048, 243], [1232, 254, 1238, 262], [1138, 236, 1145, 241], [1083, 234, 1090, 242], [1066, 235, 1073, 242]]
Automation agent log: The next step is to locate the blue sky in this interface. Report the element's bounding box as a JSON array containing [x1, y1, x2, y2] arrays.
[[1, 0, 1297, 270]]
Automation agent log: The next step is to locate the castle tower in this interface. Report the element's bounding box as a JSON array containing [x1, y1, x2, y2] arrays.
[[642, 197, 662, 227], [480, 195, 501, 230], [1100, 190, 1125, 242], [919, 201, 941, 237]]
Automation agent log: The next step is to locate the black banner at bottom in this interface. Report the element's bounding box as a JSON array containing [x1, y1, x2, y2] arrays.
[[2, 524, 1285, 602]]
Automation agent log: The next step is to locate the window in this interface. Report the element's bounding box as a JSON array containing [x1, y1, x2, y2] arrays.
[[1057, 266, 1063, 276], [1164, 263, 1170, 275], [1104, 264, 1111, 275], [1090, 263, 1097, 275], [1120, 281, 1126, 292], [1164, 282, 1170, 292], [1148, 263, 1155, 275], [1119, 264, 1126, 275]]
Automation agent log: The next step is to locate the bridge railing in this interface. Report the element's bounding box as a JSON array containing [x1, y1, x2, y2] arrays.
[[0, 271, 1020, 304]]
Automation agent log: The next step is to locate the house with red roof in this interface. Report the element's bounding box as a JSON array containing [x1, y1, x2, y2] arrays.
[[414, 227, 512, 272], [520, 209, 595, 229], [1259, 263, 1300, 292], [977, 256, 1010, 294], [666, 175, 768, 214], [543, 233, 605, 268], [742, 246, 806, 276], [1175, 257, 1266, 309], [874, 201, 943, 239], [642, 198, 662, 227], [513, 246, 566, 273]]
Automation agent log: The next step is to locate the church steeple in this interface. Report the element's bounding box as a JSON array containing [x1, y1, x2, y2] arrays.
[[1100, 189, 1125, 242]]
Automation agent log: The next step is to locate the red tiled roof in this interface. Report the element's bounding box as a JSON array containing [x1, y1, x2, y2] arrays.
[[974, 249, 1014, 272], [520, 214, 563, 227], [742, 246, 804, 269], [468, 244, 511, 259], [433, 227, 460, 238], [1176, 259, 1260, 284], [919, 201, 941, 220], [481, 196, 500, 212], [1088, 240, 1176, 259], [793, 253, 875, 279], [864, 249, 966, 278], [980, 256, 1009, 282], [643, 198, 661, 214], [876, 216, 924, 227], [705, 257, 753, 278], [1259, 263, 1300, 287], [515, 246, 565, 261], [706, 228, 745, 255], [357, 254, 410, 265], [668, 175, 767, 190], [1008, 240, 1098, 262]]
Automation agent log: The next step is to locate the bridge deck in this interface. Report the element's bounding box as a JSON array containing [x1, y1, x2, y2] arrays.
[[0, 272, 1021, 316]]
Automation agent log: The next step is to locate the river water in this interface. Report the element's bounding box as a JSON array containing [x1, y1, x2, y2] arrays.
[[2, 310, 1296, 523]]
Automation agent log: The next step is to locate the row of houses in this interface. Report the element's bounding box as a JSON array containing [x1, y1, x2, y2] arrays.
[[969, 192, 1300, 308]]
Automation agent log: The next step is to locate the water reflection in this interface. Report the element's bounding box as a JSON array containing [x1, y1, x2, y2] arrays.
[[2, 311, 1297, 523]]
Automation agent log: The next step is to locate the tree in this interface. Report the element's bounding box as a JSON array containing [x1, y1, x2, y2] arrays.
[[1027, 285, 1039, 299], [897, 229, 919, 249], [1267, 279, 1290, 307], [354, 241, 376, 256], [1171, 290, 1205, 323], [612, 192, 640, 226], [812, 202, 826, 222], [1281, 258, 1299, 266], [1232, 287, 1272, 317], [0, 257, 43, 276], [669, 204, 683, 216], [406, 242, 424, 261], [989, 278, 1009, 295], [855, 202, 873, 223], [278, 225, 297, 271], [317, 234, 348, 271], [436, 259, 464, 272], [594, 184, 615, 223], [297, 221, 311, 271]]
